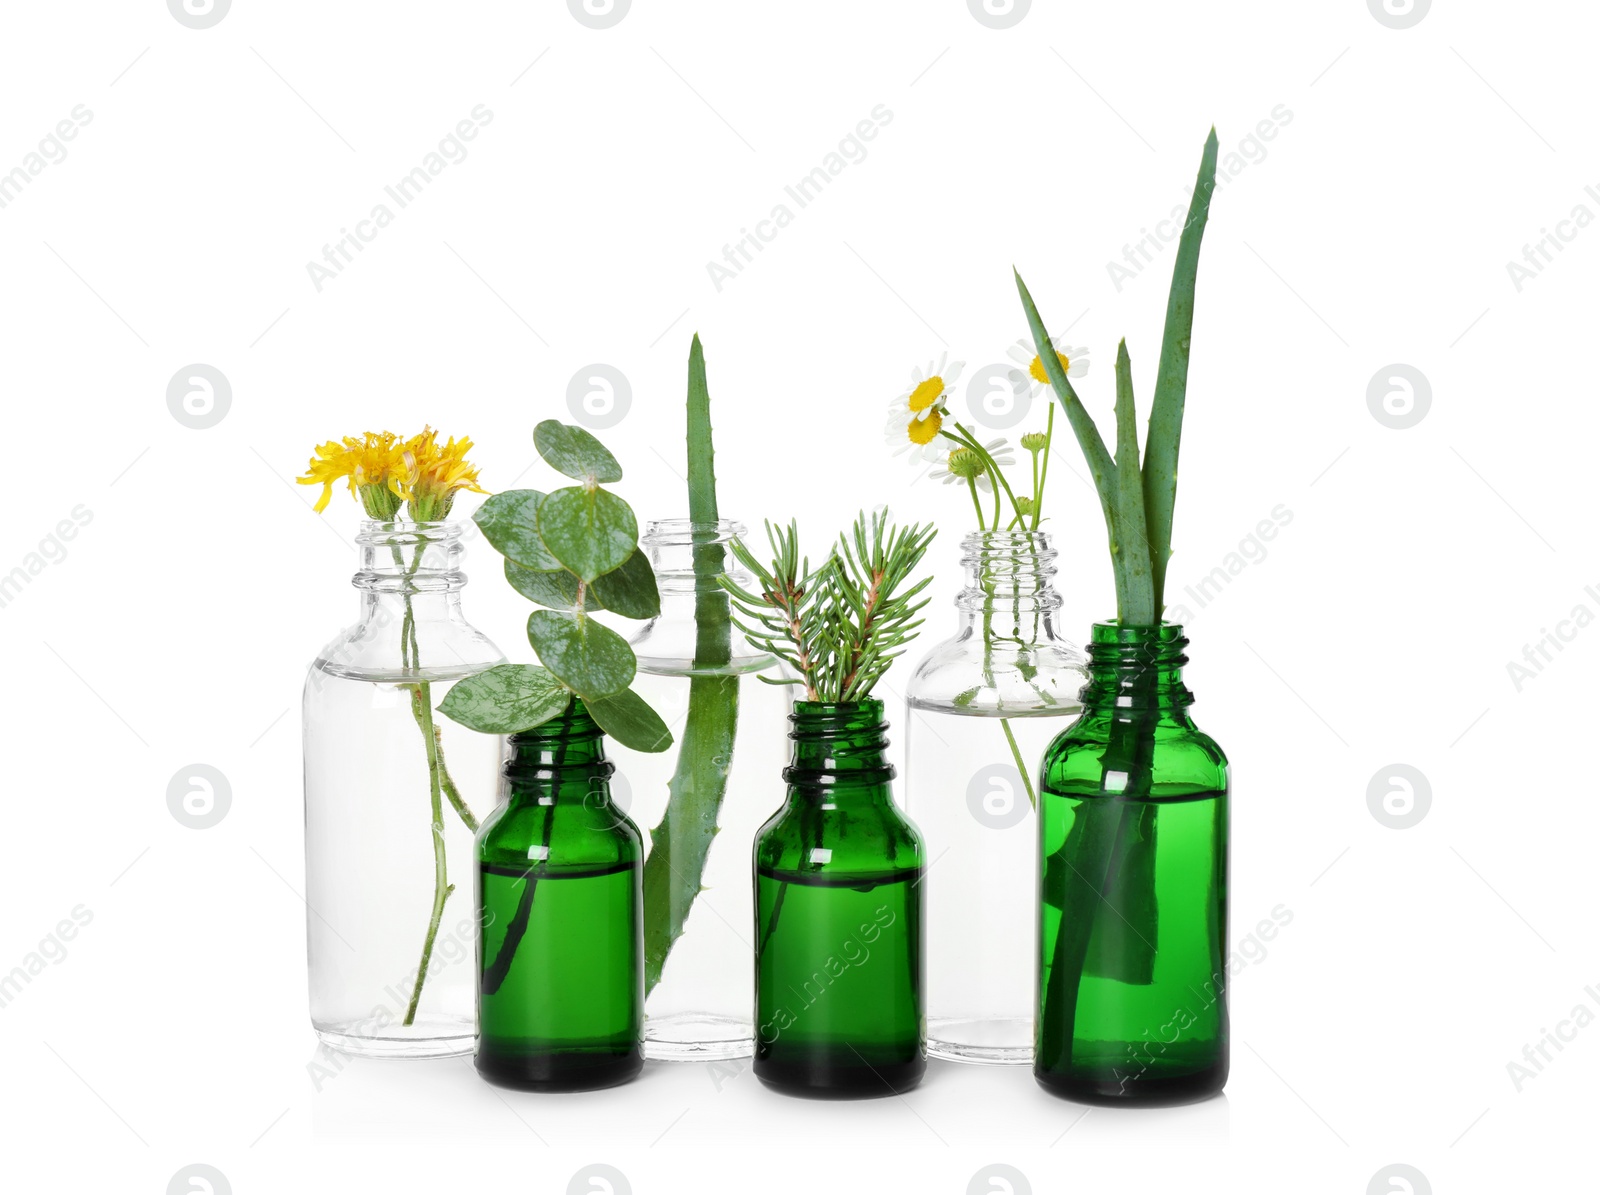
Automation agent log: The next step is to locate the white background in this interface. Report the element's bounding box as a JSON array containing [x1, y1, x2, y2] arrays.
[[1, 0, 1593, 1191]]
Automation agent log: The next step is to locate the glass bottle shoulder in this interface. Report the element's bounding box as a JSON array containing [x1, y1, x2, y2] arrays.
[[479, 798, 643, 874], [754, 789, 923, 880], [1041, 712, 1229, 798], [905, 624, 1087, 717]]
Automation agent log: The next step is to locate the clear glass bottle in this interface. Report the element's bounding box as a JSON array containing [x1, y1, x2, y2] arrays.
[[1036, 622, 1229, 1104], [608, 518, 788, 1061], [754, 699, 926, 1095], [303, 520, 505, 1058], [903, 530, 1087, 1064], [476, 699, 644, 1091]]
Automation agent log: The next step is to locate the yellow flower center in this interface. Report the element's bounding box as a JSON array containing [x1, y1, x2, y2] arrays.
[[908, 376, 946, 412], [907, 410, 942, 446], [1029, 351, 1071, 385]]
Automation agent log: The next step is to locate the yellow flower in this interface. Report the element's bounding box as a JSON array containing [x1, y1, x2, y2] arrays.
[[404, 428, 489, 521], [297, 431, 408, 517], [885, 353, 964, 466], [1008, 337, 1089, 391]]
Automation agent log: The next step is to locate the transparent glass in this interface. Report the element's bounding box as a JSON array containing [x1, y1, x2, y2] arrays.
[[904, 531, 1087, 1064], [1036, 623, 1229, 1104], [754, 700, 926, 1096], [303, 520, 505, 1058], [476, 700, 644, 1091], [608, 518, 789, 1061]]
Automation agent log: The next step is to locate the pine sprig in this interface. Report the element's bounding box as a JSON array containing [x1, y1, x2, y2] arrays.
[[722, 510, 936, 703]]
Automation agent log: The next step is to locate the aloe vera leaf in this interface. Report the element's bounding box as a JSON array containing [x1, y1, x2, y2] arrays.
[[1113, 340, 1156, 624], [1143, 129, 1219, 612], [640, 333, 742, 994], [1015, 269, 1136, 615]]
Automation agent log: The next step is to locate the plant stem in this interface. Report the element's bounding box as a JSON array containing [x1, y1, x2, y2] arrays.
[[435, 725, 478, 831], [403, 679, 453, 1026], [1032, 405, 1054, 530], [1000, 716, 1038, 809], [964, 477, 986, 528]]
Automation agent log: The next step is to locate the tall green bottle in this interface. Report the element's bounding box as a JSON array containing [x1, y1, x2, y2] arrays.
[[1036, 623, 1229, 1103], [753, 699, 926, 1096], [475, 699, 644, 1091]]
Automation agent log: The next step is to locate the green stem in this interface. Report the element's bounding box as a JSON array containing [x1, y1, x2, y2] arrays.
[[435, 725, 478, 832], [1032, 404, 1054, 530], [1000, 716, 1037, 810], [403, 679, 453, 1026], [964, 476, 986, 528]]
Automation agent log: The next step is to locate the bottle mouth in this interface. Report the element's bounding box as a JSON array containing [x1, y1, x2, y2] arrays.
[[1085, 621, 1189, 668], [355, 519, 464, 548], [642, 518, 747, 548]]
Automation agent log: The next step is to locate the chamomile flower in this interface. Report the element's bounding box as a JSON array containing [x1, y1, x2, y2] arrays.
[[1007, 337, 1089, 393], [930, 437, 1015, 492], [885, 354, 965, 464]]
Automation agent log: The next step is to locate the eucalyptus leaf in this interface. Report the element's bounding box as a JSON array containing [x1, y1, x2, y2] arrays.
[[527, 609, 636, 698], [473, 489, 559, 571], [504, 559, 601, 613], [537, 485, 638, 582], [589, 548, 661, 619], [437, 664, 571, 734], [586, 687, 675, 753], [534, 420, 623, 484]]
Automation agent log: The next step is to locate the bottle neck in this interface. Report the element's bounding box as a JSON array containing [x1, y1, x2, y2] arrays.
[[354, 520, 467, 623], [503, 700, 614, 806], [955, 530, 1063, 639], [1078, 622, 1194, 714], [784, 700, 895, 799], [633, 517, 774, 671]]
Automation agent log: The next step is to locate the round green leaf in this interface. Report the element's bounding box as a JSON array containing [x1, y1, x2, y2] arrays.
[[534, 420, 623, 483], [527, 609, 635, 698], [504, 559, 604, 613], [437, 664, 571, 734], [537, 486, 638, 583], [589, 548, 660, 620], [586, 687, 674, 753], [475, 489, 560, 571]]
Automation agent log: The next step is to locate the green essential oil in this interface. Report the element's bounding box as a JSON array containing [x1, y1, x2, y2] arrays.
[[753, 700, 926, 1097], [754, 866, 923, 1092], [475, 700, 644, 1091], [1035, 624, 1229, 1104]]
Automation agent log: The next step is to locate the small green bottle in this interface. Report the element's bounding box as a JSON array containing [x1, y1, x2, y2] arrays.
[[753, 699, 926, 1096], [1036, 623, 1229, 1103], [475, 699, 644, 1091]]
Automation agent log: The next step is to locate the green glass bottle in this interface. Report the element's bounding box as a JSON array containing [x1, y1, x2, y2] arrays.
[[1036, 623, 1229, 1103], [475, 699, 644, 1091], [753, 699, 925, 1096]]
